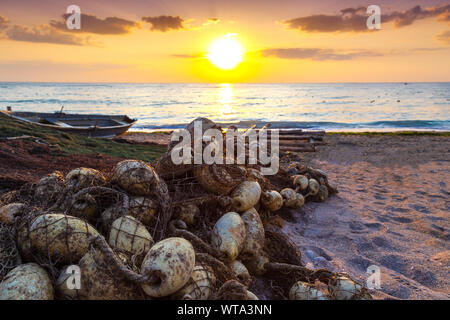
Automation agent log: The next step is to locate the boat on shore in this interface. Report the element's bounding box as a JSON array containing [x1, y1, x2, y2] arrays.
[[1, 108, 136, 138]]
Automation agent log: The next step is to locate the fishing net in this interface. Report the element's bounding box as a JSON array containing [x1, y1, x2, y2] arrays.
[[0, 117, 374, 301], [259, 262, 372, 300], [170, 263, 217, 300], [213, 280, 249, 300], [0, 222, 21, 281], [0, 159, 171, 291], [76, 244, 146, 300], [14, 209, 99, 285], [263, 229, 302, 266]]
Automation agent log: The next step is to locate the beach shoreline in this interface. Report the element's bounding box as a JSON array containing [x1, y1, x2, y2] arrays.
[[116, 130, 450, 147]]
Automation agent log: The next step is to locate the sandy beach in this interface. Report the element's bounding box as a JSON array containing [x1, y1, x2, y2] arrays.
[[290, 134, 450, 299]]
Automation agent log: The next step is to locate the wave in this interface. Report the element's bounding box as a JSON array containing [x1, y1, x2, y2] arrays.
[[0, 99, 122, 105], [133, 120, 450, 131]]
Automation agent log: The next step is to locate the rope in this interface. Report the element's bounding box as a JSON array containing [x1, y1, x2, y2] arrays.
[[89, 235, 158, 285]]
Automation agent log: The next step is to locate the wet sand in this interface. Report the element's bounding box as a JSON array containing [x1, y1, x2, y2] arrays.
[[114, 131, 172, 146], [286, 134, 450, 299]]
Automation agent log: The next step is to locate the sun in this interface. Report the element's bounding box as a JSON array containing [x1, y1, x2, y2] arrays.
[[207, 35, 243, 70]]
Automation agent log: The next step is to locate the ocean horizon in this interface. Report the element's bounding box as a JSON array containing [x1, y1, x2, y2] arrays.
[[1, 82, 449, 132]]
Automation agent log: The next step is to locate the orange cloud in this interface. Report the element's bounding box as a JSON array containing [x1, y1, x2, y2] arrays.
[[436, 30, 450, 45], [260, 48, 382, 60], [0, 15, 9, 30], [51, 14, 139, 35], [5, 24, 95, 46], [142, 15, 184, 32], [284, 5, 450, 33]]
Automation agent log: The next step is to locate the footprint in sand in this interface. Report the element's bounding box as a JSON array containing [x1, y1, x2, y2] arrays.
[[375, 187, 388, 194], [409, 269, 437, 287], [431, 224, 446, 232], [379, 254, 407, 274], [428, 225, 450, 241], [387, 206, 411, 213], [408, 204, 430, 214], [364, 222, 384, 230], [349, 221, 368, 233], [386, 230, 405, 238], [427, 228, 450, 241], [372, 236, 395, 249], [347, 256, 374, 272], [376, 215, 391, 223], [390, 216, 413, 223], [391, 195, 408, 201]]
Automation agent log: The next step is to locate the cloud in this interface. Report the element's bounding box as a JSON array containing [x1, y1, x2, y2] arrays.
[[389, 5, 450, 27], [142, 15, 184, 32], [206, 18, 220, 24], [260, 48, 383, 61], [0, 15, 9, 39], [435, 30, 450, 45], [0, 15, 9, 30], [199, 17, 220, 28], [51, 14, 139, 35], [284, 5, 450, 33], [438, 11, 450, 22], [5, 24, 95, 46]]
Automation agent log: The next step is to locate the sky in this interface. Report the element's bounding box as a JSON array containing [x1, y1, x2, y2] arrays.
[[0, 0, 449, 83]]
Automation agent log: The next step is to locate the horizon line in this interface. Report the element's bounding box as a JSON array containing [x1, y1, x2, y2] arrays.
[[1, 81, 449, 85]]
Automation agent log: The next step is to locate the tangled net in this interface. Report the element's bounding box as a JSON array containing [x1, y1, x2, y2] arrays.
[[0, 222, 21, 281], [0, 117, 372, 300]]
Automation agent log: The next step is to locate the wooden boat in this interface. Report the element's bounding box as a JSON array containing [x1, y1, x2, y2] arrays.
[[1, 109, 136, 138]]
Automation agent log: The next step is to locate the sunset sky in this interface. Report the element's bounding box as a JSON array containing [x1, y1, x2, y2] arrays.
[[0, 0, 449, 83]]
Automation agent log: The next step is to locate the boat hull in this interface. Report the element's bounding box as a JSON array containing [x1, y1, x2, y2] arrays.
[[45, 123, 135, 138], [1, 111, 136, 138]]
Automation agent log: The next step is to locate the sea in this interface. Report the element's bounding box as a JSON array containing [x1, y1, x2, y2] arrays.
[[0, 82, 449, 132]]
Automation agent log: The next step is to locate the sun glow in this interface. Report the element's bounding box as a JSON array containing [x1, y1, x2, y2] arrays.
[[207, 35, 243, 70]]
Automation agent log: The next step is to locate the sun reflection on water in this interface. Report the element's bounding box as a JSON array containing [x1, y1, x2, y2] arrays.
[[217, 83, 234, 117]]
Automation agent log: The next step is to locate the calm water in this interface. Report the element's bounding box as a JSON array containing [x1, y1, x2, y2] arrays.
[[0, 82, 449, 131]]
